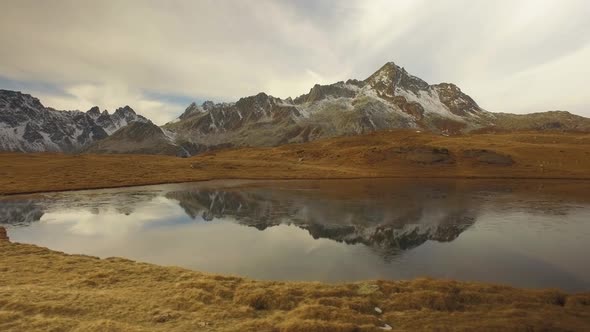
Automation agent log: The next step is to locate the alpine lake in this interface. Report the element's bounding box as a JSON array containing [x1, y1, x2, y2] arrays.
[[2, 178, 589, 292]]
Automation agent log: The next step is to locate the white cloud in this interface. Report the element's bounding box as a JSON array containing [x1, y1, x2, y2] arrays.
[[0, 0, 588, 124]]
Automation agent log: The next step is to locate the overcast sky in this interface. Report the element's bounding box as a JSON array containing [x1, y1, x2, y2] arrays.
[[1, 0, 589, 124]]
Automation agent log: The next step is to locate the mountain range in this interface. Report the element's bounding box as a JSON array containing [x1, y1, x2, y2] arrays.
[[0, 90, 149, 152], [2, 61, 589, 155]]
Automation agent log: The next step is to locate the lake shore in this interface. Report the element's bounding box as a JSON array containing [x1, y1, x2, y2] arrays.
[[1, 235, 589, 331], [1, 130, 590, 196]]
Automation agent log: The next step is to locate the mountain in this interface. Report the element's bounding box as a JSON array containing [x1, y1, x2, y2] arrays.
[[161, 62, 487, 152], [83, 121, 191, 156], [2, 61, 590, 155], [0, 89, 149, 152], [159, 61, 590, 154]]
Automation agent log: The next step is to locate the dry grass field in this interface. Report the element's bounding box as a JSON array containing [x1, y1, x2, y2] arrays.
[[1, 238, 589, 332], [1, 130, 590, 195]]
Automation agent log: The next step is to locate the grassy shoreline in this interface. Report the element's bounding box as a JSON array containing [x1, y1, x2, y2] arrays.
[[1, 237, 589, 331]]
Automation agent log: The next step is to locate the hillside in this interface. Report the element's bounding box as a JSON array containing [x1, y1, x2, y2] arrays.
[[1, 130, 589, 195]]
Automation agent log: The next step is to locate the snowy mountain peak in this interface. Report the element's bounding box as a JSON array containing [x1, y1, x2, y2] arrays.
[[178, 102, 204, 120], [114, 105, 136, 116], [157, 60, 507, 154], [0, 89, 46, 113], [202, 101, 216, 110], [0, 89, 149, 152], [87, 106, 101, 118], [365, 61, 429, 97]]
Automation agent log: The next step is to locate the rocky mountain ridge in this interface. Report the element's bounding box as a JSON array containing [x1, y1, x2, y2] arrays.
[[154, 61, 589, 155], [2, 61, 590, 155], [158, 62, 492, 154], [0, 89, 149, 152]]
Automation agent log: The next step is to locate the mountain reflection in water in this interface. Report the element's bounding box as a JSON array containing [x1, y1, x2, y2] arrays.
[[164, 186, 478, 260], [2, 179, 590, 290]]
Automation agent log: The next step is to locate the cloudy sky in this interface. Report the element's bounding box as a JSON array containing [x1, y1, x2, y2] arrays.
[[1, 0, 589, 124]]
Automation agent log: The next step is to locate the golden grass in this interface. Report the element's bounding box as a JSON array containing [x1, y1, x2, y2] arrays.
[[1, 239, 589, 331], [1, 130, 590, 195]]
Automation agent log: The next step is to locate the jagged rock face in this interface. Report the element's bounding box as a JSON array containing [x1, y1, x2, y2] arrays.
[[164, 92, 303, 150], [365, 62, 430, 97], [433, 83, 481, 117], [0, 90, 149, 152], [294, 83, 359, 103]]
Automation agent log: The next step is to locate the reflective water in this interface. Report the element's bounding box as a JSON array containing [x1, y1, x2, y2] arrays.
[[1, 179, 589, 291]]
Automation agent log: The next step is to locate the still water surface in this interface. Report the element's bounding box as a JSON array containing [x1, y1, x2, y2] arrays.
[[1, 179, 589, 291]]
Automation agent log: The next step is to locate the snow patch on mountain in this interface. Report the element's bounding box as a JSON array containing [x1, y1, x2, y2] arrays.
[[396, 87, 464, 121]]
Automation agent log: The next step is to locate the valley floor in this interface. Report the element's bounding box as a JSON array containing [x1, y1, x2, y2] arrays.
[[1, 130, 590, 195], [1, 238, 589, 332]]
